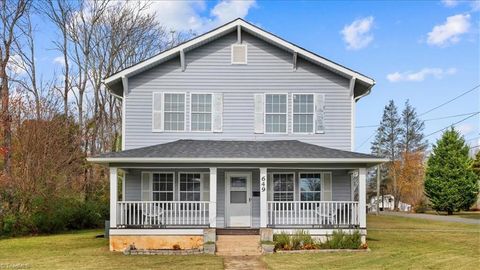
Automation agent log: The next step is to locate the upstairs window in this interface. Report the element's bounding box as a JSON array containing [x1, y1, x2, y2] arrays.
[[191, 94, 212, 132], [265, 94, 287, 133], [164, 93, 185, 131], [293, 94, 314, 133]]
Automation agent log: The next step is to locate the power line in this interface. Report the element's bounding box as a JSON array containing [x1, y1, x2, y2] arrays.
[[356, 132, 376, 151], [418, 84, 480, 117], [355, 84, 480, 151], [356, 111, 480, 129], [424, 112, 480, 138]]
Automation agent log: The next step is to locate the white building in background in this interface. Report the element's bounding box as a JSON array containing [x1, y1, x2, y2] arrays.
[[368, 195, 411, 212]]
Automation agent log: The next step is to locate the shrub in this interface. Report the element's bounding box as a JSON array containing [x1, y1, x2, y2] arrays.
[[273, 232, 291, 250], [291, 230, 313, 249], [322, 230, 362, 249]]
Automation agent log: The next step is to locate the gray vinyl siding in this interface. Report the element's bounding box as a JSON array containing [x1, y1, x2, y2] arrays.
[[123, 168, 350, 228], [125, 31, 352, 151]]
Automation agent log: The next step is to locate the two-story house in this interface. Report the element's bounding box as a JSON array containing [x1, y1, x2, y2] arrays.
[[89, 18, 386, 254]]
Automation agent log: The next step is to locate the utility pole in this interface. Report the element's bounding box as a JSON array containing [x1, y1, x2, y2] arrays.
[[376, 165, 380, 215]]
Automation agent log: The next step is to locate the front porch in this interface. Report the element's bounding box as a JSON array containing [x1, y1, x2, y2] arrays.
[[108, 167, 368, 231]]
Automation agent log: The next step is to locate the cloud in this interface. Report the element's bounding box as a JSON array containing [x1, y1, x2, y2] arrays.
[[340, 16, 374, 50], [456, 123, 474, 135], [7, 54, 26, 76], [53, 56, 65, 66], [441, 0, 459, 7], [387, 67, 456, 82], [427, 14, 470, 46], [131, 0, 256, 34]]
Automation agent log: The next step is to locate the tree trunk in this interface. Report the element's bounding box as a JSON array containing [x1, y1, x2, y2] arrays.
[[0, 63, 11, 174]]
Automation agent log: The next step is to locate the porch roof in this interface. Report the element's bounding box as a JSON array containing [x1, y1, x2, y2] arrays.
[[88, 140, 387, 165]]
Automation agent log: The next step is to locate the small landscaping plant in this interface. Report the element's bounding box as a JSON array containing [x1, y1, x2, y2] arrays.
[[273, 231, 291, 250], [273, 230, 363, 251], [321, 230, 362, 249]]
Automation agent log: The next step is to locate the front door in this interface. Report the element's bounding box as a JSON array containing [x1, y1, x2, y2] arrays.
[[225, 172, 252, 227]]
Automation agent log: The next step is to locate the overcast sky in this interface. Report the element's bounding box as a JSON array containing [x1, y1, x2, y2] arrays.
[[28, 0, 480, 153]]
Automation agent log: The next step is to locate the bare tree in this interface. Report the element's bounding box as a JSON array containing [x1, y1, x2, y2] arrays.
[[0, 0, 30, 174], [42, 0, 74, 117]]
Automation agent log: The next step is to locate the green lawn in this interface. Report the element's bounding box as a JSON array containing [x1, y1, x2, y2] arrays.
[[263, 215, 480, 270], [0, 231, 223, 270], [0, 215, 478, 270]]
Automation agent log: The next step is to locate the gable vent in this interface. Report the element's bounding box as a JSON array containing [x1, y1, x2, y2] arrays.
[[231, 44, 247, 64]]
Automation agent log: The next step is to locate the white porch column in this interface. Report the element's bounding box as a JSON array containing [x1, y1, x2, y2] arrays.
[[260, 168, 268, 228], [110, 167, 118, 228], [358, 167, 367, 229], [209, 168, 217, 228]]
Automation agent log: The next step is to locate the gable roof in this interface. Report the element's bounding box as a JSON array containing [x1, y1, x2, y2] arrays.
[[104, 18, 375, 99], [88, 139, 386, 164]]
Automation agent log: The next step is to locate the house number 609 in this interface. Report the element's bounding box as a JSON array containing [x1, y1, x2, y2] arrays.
[[261, 176, 266, 192]]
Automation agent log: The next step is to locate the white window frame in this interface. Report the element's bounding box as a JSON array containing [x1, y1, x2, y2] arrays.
[[269, 172, 296, 201], [298, 172, 323, 202], [163, 92, 186, 132], [151, 172, 175, 201], [178, 172, 207, 201], [264, 93, 288, 134], [231, 44, 248, 65], [190, 93, 213, 132], [291, 93, 316, 134]]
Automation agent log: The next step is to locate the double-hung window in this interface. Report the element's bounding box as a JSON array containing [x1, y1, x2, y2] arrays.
[[272, 173, 294, 201], [191, 94, 212, 131], [293, 94, 314, 133], [164, 93, 185, 131], [179, 173, 202, 201], [299, 173, 322, 201], [265, 94, 287, 133], [152, 173, 174, 201]]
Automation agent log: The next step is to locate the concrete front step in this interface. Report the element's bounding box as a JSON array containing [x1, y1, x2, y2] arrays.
[[216, 235, 261, 256]]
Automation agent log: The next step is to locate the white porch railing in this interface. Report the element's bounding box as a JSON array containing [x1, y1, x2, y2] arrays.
[[117, 201, 211, 228], [267, 201, 359, 228]]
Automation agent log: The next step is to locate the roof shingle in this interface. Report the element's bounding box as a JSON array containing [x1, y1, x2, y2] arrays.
[[96, 140, 380, 160]]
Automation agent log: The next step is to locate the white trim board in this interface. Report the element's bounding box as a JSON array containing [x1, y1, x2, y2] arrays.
[[104, 19, 374, 89], [88, 157, 388, 164]]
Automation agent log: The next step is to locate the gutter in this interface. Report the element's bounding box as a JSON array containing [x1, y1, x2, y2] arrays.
[[87, 157, 389, 164]]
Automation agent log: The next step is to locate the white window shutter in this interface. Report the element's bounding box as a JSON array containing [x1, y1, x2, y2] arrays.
[[254, 94, 265, 133], [212, 93, 223, 133], [141, 172, 152, 201], [202, 173, 210, 201], [315, 94, 325, 133], [322, 173, 332, 201], [152, 92, 163, 131]]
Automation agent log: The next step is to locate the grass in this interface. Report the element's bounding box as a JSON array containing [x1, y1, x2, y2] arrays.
[[263, 215, 480, 270], [0, 215, 478, 269], [0, 230, 223, 270]]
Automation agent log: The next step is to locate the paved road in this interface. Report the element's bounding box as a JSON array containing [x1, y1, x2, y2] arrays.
[[380, 211, 480, 225]]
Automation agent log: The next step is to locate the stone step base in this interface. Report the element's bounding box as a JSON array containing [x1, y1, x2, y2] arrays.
[[216, 235, 261, 256]]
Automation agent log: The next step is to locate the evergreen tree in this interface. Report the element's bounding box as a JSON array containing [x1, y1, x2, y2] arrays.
[[424, 128, 479, 214], [473, 151, 480, 177], [399, 100, 427, 153], [371, 100, 402, 209]]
